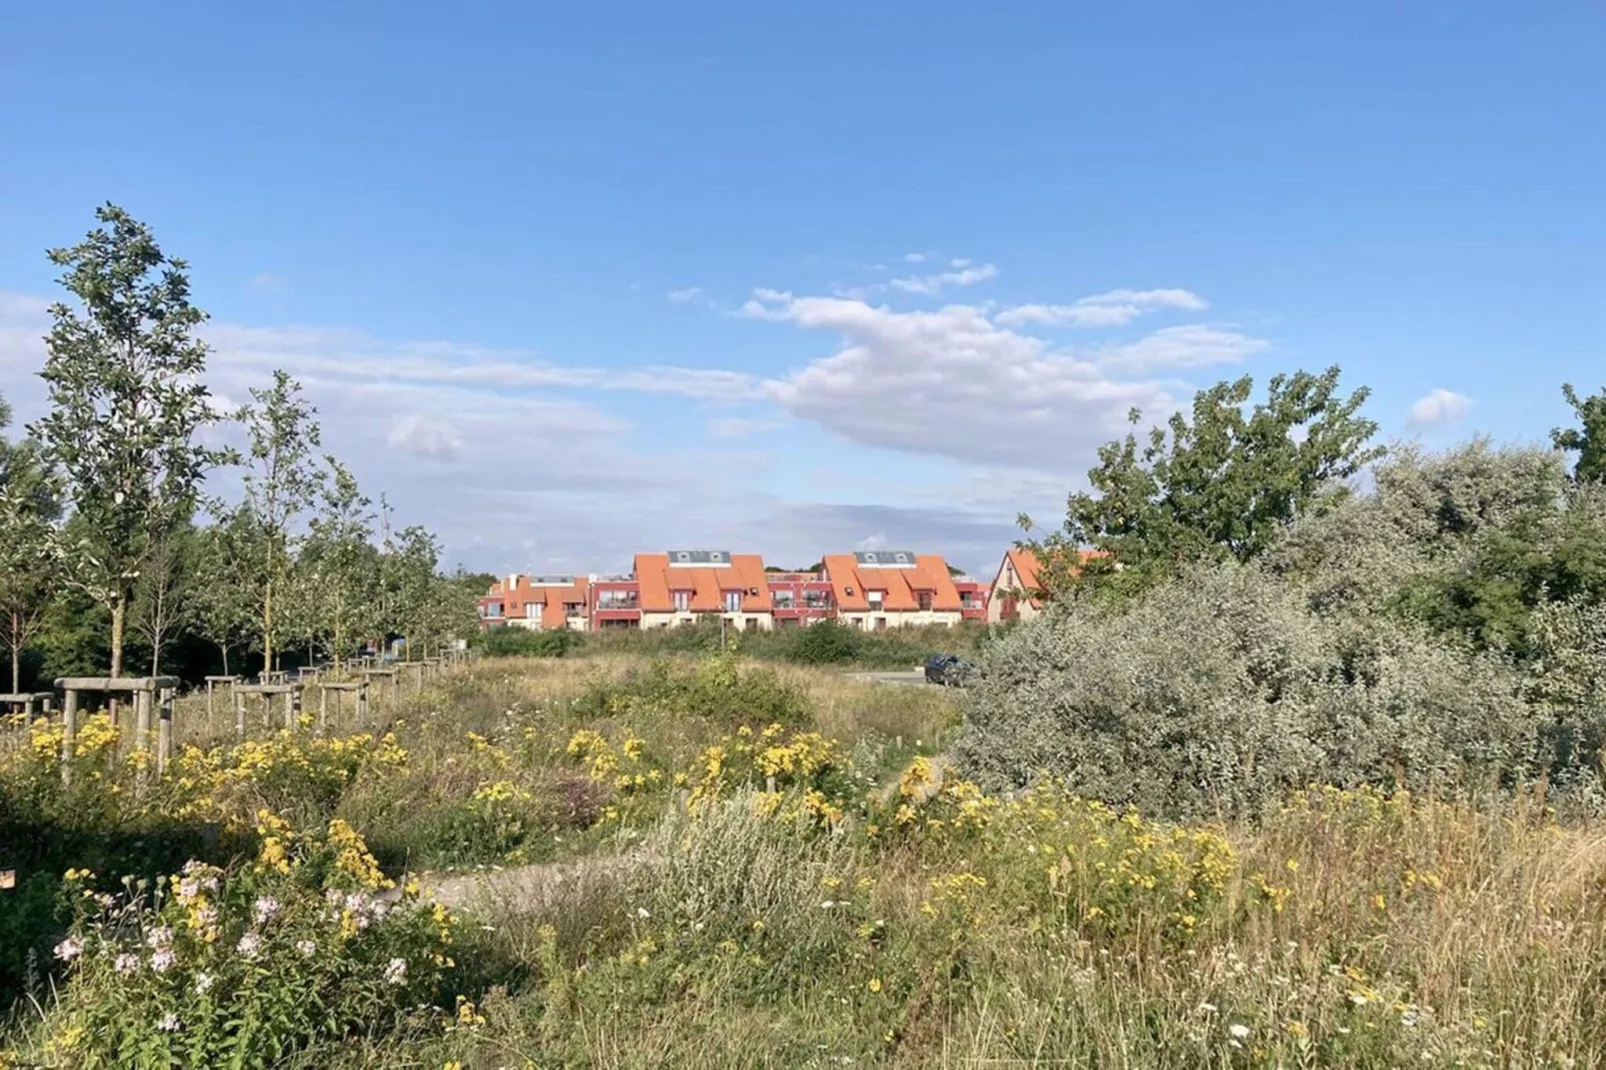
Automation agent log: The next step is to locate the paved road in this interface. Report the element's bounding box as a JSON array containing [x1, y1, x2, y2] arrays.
[[849, 670, 931, 688]]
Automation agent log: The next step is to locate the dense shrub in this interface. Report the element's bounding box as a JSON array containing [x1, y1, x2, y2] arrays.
[[571, 652, 813, 731], [786, 619, 861, 665], [957, 562, 1541, 820], [476, 626, 584, 658]]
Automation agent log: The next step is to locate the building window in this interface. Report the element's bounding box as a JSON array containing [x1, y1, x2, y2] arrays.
[[673, 590, 691, 612], [598, 589, 639, 609], [875, 617, 888, 632], [526, 603, 542, 619], [917, 591, 933, 611], [725, 590, 742, 613], [772, 590, 795, 609], [483, 602, 503, 619], [867, 591, 884, 609]]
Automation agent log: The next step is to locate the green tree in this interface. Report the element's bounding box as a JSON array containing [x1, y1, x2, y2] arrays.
[[129, 521, 194, 677], [236, 370, 325, 672], [302, 459, 378, 671], [189, 507, 261, 676], [1552, 382, 1606, 484], [30, 204, 230, 679], [1023, 367, 1381, 599], [0, 393, 62, 692]]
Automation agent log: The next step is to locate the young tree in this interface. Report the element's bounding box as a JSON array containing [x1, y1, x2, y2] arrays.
[[236, 370, 324, 672], [1553, 382, 1606, 484], [302, 459, 378, 672], [189, 509, 259, 675], [30, 204, 230, 679], [0, 394, 62, 692], [386, 525, 443, 659], [1022, 367, 1381, 599], [130, 521, 194, 677]]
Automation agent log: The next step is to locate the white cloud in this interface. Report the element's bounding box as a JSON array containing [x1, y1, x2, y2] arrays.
[[1095, 324, 1269, 374], [889, 262, 997, 296], [761, 296, 1178, 467], [996, 288, 1208, 329], [387, 414, 464, 460], [1408, 388, 1473, 428], [247, 272, 284, 293], [667, 286, 704, 303], [903, 252, 928, 264], [950, 258, 972, 269]]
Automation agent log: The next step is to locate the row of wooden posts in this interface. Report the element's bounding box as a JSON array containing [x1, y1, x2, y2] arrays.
[[1, 648, 472, 785]]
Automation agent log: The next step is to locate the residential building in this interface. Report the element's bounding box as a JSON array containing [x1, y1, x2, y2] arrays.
[[479, 574, 591, 631], [953, 576, 989, 621], [987, 548, 1046, 624], [986, 547, 1106, 623], [634, 550, 775, 630], [765, 571, 837, 627], [820, 550, 964, 630]]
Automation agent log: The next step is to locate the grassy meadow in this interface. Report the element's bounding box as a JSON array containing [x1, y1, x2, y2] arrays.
[[3, 651, 1605, 1068]]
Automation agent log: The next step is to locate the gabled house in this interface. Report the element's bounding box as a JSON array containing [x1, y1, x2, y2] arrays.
[[986, 547, 1106, 623], [479, 574, 591, 631], [820, 550, 964, 630]]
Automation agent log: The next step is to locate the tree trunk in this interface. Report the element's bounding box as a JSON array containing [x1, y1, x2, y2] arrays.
[[9, 610, 19, 694], [263, 581, 274, 675], [221, 643, 230, 676], [110, 594, 126, 678]]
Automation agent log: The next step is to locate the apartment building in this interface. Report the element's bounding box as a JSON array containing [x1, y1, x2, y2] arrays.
[[634, 550, 774, 630], [821, 550, 965, 631], [479, 548, 992, 632], [479, 574, 591, 631]]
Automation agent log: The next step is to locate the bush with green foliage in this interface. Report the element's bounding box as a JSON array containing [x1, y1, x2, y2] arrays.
[[476, 626, 584, 658], [957, 562, 1539, 820], [786, 619, 861, 665], [570, 651, 813, 731]]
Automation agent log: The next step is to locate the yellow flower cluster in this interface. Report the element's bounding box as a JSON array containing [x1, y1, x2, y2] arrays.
[[328, 817, 392, 889], [689, 724, 839, 809]]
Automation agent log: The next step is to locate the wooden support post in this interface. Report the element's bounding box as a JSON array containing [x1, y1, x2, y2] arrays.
[[207, 678, 215, 718], [235, 692, 246, 741], [357, 682, 368, 728], [319, 687, 329, 736], [61, 689, 78, 786], [134, 688, 153, 758], [157, 689, 174, 775]]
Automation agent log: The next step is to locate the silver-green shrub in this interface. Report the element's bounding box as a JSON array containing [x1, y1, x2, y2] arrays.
[[956, 559, 1540, 820]]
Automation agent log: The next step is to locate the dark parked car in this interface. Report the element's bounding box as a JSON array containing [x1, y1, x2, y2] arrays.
[[924, 654, 971, 687]]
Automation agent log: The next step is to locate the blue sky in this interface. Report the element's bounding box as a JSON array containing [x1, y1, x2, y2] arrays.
[[2, 1, 1603, 575]]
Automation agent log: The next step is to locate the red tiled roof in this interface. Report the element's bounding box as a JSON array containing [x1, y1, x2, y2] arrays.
[[634, 553, 774, 613], [821, 553, 962, 613]]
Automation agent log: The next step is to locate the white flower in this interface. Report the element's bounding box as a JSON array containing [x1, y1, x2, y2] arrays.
[[384, 957, 408, 986], [296, 939, 316, 957], [1197, 1002, 1218, 1014], [95, 894, 116, 909], [1228, 1024, 1251, 1040], [53, 937, 84, 962], [177, 878, 200, 899], [253, 896, 280, 923], [1401, 1010, 1420, 1028], [820, 900, 837, 909], [634, 907, 650, 919], [114, 952, 141, 975], [195, 972, 215, 995], [149, 949, 176, 974], [236, 932, 263, 959], [157, 1013, 181, 1033], [146, 926, 173, 949]]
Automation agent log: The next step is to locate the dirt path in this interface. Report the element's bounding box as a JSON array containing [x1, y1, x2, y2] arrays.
[[387, 850, 643, 913]]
